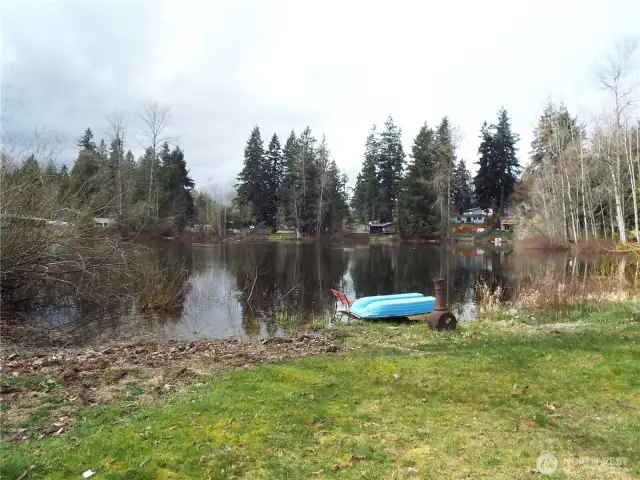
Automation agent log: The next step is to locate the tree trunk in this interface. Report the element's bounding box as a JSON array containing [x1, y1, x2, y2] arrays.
[[580, 153, 589, 242], [560, 173, 568, 240], [609, 159, 626, 243], [624, 126, 639, 243]]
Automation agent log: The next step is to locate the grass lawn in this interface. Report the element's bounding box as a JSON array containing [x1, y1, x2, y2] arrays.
[[2, 303, 639, 479], [452, 232, 475, 238], [485, 230, 513, 239]]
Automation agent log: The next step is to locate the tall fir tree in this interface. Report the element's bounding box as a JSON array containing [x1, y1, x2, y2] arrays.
[[397, 124, 440, 236], [473, 109, 520, 214], [77, 128, 96, 152], [435, 117, 456, 222], [157, 144, 195, 230], [376, 116, 405, 223], [351, 126, 379, 223], [474, 121, 497, 210], [264, 133, 283, 227], [296, 127, 319, 233], [236, 126, 267, 225], [493, 108, 521, 215], [97, 139, 108, 162], [278, 130, 299, 229], [325, 163, 349, 234], [451, 159, 473, 213], [530, 102, 579, 170], [70, 132, 102, 209], [434, 117, 456, 231]]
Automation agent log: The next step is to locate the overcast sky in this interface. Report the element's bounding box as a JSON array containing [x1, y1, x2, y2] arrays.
[[2, 0, 639, 192]]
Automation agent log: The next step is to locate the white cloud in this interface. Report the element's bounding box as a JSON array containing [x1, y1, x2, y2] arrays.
[[2, 0, 639, 187]]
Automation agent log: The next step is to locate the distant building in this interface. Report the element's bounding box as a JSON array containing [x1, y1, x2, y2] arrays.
[[251, 223, 269, 235], [450, 207, 493, 225], [500, 217, 520, 231], [93, 217, 117, 228], [352, 223, 370, 234], [369, 221, 396, 235]]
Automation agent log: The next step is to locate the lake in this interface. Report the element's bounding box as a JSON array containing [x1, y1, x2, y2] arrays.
[[35, 242, 638, 344]]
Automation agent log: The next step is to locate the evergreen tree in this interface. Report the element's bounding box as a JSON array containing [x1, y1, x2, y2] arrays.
[[474, 110, 520, 214], [77, 128, 96, 152], [296, 127, 319, 233], [97, 139, 108, 162], [451, 159, 473, 213], [325, 164, 349, 234], [376, 117, 405, 223], [474, 122, 498, 210], [133, 147, 155, 204], [236, 126, 267, 225], [70, 147, 101, 209], [315, 135, 332, 234], [58, 164, 71, 204], [530, 102, 579, 169], [157, 144, 195, 230], [493, 108, 521, 215], [397, 124, 440, 236], [264, 133, 283, 227], [278, 130, 299, 229], [351, 126, 379, 223], [43, 159, 58, 183], [104, 135, 125, 216], [434, 117, 456, 229]]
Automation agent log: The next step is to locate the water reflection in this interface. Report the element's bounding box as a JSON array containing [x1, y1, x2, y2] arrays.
[[30, 242, 640, 344]]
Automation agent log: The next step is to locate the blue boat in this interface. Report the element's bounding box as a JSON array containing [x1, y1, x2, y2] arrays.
[[331, 290, 436, 320]]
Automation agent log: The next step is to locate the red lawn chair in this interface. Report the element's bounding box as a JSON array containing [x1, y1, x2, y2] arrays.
[[330, 289, 354, 314]]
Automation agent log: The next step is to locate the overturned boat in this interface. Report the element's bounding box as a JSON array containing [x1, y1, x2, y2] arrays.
[[331, 290, 436, 321]]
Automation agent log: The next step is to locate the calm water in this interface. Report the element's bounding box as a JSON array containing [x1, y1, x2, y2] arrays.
[[35, 242, 638, 344]]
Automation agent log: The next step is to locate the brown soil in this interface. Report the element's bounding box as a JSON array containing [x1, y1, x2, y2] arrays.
[[0, 330, 351, 442]]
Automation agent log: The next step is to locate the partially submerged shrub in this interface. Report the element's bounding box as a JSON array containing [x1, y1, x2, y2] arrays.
[[1, 167, 137, 312], [1, 164, 191, 321], [136, 258, 190, 314]]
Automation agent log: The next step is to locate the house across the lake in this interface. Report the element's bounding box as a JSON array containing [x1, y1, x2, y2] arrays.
[[93, 217, 117, 228], [250, 223, 270, 235], [369, 221, 396, 235], [500, 216, 520, 231], [450, 207, 493, 225]]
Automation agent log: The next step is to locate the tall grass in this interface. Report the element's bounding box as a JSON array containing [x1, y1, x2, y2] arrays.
[[476, 262, 638, 318], [136, 258, 190, 314]]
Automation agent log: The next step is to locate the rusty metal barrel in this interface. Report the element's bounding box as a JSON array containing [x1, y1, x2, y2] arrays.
[[427, 278, 457, 330]]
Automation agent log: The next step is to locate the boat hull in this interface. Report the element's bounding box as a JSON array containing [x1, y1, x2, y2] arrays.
[[349, 293, 436, 319]]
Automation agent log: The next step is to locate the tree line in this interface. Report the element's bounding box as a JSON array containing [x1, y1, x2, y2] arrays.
[[1, 104, 245, 235], [522, 39, 640, 244], [235, 126, 349, 235], [235, 113, 520, 238], [351, 112, 519, 237]]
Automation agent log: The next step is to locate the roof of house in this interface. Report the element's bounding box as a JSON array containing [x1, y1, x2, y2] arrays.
[[369, 222, 394, 227]]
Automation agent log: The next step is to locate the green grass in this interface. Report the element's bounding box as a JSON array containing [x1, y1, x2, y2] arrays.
[[485, 230, 513, 239], [452, 232, 474, 238], [368, 235, 399, 243], [267, 233, 296, 240], [2, 303, 639, 479]]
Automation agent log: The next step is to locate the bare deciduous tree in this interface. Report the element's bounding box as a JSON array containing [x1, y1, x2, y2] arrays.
[[136, 102, 174, 218], [594, 37, 639, 243], [106, 111, 126, 222]]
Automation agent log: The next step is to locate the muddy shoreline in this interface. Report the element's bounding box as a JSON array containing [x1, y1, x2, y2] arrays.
[[0, 329, 351, 443]]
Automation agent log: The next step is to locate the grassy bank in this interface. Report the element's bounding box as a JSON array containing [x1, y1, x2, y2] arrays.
[[2, 300, 639, 478]]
